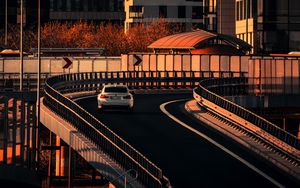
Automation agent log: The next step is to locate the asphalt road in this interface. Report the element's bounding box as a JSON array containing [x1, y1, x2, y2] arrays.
[[76, 93, 299, 188]]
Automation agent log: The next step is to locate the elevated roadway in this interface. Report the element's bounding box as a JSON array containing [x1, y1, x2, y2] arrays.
[[76, 93, 300, 188], [38, 71, 300, 187]]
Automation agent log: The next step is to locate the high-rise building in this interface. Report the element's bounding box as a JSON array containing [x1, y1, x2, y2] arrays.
[[204, 0, 236, 36], [236, 0, 300, 54]]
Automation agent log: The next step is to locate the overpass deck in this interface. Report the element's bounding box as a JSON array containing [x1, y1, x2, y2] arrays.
[[185, 100, 300, 182]]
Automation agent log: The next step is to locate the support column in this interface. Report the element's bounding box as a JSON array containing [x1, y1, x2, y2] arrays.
[[298, 123, 300, 138], [61, 145, 66, 176], [55, 136, 67, 177], [68, 145, 72, 188], [48, 132, 53, 188], [55, 136, 61, 176]]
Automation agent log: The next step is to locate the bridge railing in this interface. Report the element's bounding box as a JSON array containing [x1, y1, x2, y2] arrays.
[[0, 72, 51, 91], [194, 77, 300, 150], [43, 71, 243, 187]]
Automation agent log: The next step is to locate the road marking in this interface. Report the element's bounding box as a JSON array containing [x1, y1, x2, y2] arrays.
[[72, 95, 96, 102], [160, 99, 285, 188]]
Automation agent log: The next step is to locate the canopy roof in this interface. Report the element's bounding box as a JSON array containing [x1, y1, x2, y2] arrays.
[[148, 30, 252, 53]]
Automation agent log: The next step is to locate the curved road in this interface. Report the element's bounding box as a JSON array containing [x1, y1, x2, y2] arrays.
[[76, 93, 299, 188]]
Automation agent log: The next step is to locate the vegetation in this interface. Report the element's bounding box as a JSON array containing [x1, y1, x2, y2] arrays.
[[0, 20, 181, 56]]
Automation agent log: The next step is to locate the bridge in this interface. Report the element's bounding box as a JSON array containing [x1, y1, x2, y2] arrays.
[[1, 55, 300, 187]]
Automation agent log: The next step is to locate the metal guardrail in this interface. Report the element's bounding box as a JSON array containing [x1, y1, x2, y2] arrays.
[[0, 73, 51, 91], [43, 71, 242, 187], [194, 77, 300, 150], [0, 71, 238, 92]]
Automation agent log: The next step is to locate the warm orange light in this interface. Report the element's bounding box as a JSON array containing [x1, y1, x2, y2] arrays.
[[0, 149, 3, 162]]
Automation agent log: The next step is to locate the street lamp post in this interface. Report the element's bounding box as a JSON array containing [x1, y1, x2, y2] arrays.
[[20, 0, 23, 91], [5, 0, 8, 45], [36, 0, 41, 171]]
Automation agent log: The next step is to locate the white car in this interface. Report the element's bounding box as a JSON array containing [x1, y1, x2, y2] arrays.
[[97, 84, 134, 112]]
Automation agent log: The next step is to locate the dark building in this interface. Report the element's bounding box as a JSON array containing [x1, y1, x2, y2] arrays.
[[0, 0, 124, 29], [0, 0, 49, 28], [236, 0, 300, 54], [0, 0, 18, 28], [258, 0, 300, 54], [49, 0, 125, 24]]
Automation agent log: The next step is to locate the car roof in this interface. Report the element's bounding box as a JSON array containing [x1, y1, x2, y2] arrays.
[[103, 84, 127, 88]]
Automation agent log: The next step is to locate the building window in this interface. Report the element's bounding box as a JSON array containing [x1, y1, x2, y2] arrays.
[[205, 0, 216, 13], [57, 0, 67, 11], [212, 17, 217, 31], [129, 6, 143, 18], [240, 0, 243, 20], [257, 0, 263, 16], [178, 6, 186, 18], [71, 0, 83, 11], [192, 6, 203, 19], [236, 1, 239, 20], [159, 6, 167, 18], [88, 0, 98, 11], [51, 0, 57, 11], [248, 0, 252, 18]]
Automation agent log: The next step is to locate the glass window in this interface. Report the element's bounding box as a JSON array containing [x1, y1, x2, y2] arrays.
[[129, 6, 143, 18], [192, 6, 203, 19], [71, 0, 82, 11], [178, 6, 186, 18], [257, 0, 263, 16], [209, 0, 216, 13], [52, 0, 57, 11], [236, 1, 240, 20], [104, 86, 128, 93], [239, 0, 243, 20], [244, 0, 247, 19], [58, 0, 66, 11], [88, 0, 97, 11], [159, 6, 167, 18], [50, 0, 54, 11]]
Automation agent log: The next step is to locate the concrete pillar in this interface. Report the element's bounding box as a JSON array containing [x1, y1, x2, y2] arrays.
[[55, 136, 67, 177], [55, 136, 60, 176], [48, 132, 53, 187], [298, 123, 300, 138], [68, 145, 72, 188], [61, 146, 66, 176]]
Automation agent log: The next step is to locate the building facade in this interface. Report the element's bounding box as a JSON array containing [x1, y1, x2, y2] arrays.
[[49, 0, 124, 24], [0, 0, 124, 28], [236, 0, 300, 54], [0, 0, 49, 28], [0, 0, 17, 29], [216, 0, 236, 36], [124, 0, 204, 32]]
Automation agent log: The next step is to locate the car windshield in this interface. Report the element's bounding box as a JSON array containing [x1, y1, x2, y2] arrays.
[[104, 86, 128, 93]]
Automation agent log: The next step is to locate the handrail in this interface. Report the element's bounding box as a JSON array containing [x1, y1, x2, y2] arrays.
[[108, 169, 138, 188], [194, 77, 300, 150], [43, 71, 245, 187]]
